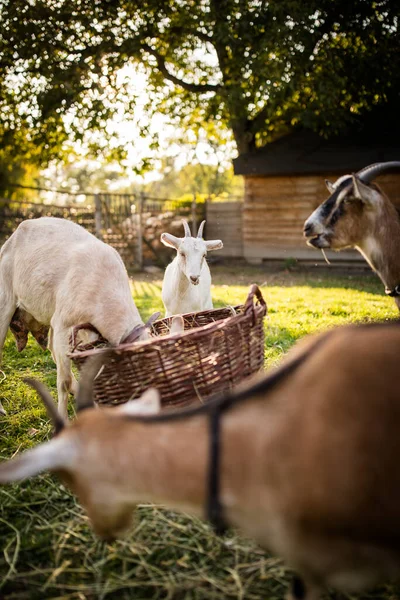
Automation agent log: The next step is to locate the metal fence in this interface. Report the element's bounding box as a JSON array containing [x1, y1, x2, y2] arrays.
[[95, 192, 206, 269], [0, 197, 96, 235], [0, 190, 211, 271]]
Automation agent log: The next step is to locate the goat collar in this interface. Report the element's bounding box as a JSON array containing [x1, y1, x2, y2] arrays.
[[206, 404, 228, 535], [385, 285, 400, 297], [204, 324, 337, 536]]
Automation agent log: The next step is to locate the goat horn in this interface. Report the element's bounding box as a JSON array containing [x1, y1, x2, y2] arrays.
[[356, 161, 400, 184], [24, 378, 65, 435], [197, 220, 206, 238], [75, 350, 112, 412], [182, 220, 192, 237]]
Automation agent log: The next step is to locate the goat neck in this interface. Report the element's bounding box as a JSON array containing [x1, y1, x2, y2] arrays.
[[58, 395, 272, 539], [356, 198, 400, 302]]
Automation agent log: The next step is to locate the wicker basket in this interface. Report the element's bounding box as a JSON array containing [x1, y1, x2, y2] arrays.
[[68, 284, 267, 408]]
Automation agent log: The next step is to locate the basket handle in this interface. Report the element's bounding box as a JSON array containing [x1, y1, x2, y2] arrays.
[[244, 284, 266, 310], [244, 284, 267, 324]]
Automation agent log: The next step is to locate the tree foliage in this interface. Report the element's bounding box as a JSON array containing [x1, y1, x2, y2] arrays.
[[0, 0, 399, 170], [145, 161, 244, 199]]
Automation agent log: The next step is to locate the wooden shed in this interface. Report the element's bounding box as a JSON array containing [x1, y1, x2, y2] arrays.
[[232, 129, 400, 265]]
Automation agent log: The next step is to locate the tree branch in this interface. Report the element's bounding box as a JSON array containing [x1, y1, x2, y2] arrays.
[[141, 44, 221, 93], [167, 25, 213, 45]]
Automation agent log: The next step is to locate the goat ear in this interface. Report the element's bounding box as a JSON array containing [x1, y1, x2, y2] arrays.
[[352, 175, 378, 205], [325, 179, 335, 194], [0, 437, 74, 484], [161, 233, 181, 249], [114, 388, 161, 416], [205, 240, 223, 251]]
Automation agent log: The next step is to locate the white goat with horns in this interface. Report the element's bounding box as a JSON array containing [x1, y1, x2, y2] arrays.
[[3, 322, 400, 599], [160, 220, 223, 316], [0, 217, 149, 418], [304, 161, 400, 308]]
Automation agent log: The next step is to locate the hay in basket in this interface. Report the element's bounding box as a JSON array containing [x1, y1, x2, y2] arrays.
[[68, 284, 267, 408]]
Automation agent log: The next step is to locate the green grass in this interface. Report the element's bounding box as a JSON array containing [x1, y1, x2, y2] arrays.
[[1, 266, 399, 599]]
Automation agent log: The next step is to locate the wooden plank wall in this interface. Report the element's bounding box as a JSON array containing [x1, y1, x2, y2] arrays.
[[243, 173, 400, 262], [206, 201, 243, 257]]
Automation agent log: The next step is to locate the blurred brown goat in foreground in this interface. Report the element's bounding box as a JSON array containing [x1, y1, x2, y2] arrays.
[[2, 322, 400, 599], [304, 161, 400, 308]]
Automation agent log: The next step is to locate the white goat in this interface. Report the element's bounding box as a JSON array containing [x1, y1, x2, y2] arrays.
[[2, 322, 400, 599], [0, 217, 147, 418], [161, 220, 223, 316], [304, 161, 400, 308]]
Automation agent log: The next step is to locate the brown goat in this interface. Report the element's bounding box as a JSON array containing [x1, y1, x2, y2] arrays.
[[1, 323, 400, 599], [303, 161, 400, 308]]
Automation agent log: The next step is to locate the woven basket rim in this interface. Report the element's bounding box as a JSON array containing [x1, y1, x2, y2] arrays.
[[67, 283, 266, 360]]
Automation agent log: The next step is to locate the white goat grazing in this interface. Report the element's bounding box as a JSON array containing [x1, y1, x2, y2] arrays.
[[303, 161, 400, 308], [161, 220, 223, 316], [3, 322, 400, 599], [0, 217, 147, 418]]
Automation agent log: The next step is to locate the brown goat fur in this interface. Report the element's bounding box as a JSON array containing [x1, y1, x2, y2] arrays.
[[2, 323, 400, 597], [304, 173, 400, 309]]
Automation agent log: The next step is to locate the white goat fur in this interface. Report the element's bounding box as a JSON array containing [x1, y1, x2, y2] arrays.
[[0, 217, 145, 417], [2, 323, 400, 598], [161, 220, 223, 316]]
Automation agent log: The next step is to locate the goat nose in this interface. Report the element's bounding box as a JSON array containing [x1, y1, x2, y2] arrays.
[[303, 222, 314, 237], [190, 275, 199, 284]]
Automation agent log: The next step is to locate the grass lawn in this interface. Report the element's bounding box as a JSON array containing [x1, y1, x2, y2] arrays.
[[0, 264, 399, 599]]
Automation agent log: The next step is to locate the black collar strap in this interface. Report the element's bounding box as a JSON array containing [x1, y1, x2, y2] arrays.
[[127, 325, 337, 536], [385, 285, 400, 297], [206, 405, 229, 535], [204, 328, 338, 535]]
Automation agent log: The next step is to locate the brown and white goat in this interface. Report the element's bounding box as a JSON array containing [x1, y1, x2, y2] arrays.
[[0, 217, 147, 418], [2, 322, 400, 598], [304, 161, 400, 307]]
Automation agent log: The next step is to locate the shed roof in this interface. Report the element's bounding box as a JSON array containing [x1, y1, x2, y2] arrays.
[[233, 129, 400, 177]]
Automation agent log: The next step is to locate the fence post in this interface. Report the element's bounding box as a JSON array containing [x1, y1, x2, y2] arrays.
[[136, 193, 144, 270], [94, 194, 103, 240], [191, 192, 197, 236]]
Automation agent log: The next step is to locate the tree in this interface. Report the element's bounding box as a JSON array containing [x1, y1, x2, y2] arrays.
[[0, 123, 43, 196], [0, 0, 398, 167], [144, 161, 243, 199]]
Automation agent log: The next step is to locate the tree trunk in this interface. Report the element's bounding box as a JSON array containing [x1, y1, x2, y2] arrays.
[[231, 119, 256, 156]]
